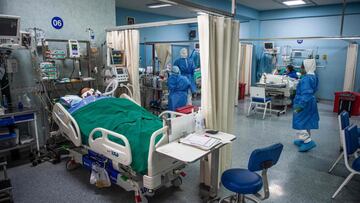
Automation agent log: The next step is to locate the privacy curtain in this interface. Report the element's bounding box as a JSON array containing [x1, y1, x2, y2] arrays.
[[155, 44, 172, 71], [240, 43, 253, 95], [235, 43, 253, 105], [198, 14, 240, 184], [343, 43, 358, 91], [235, 43, 242, 106], [106, 30, 141, 103]]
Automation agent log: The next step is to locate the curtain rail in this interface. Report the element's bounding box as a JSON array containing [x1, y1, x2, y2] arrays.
[[239, 36, 360, 41], [105, 18, 197, 32]]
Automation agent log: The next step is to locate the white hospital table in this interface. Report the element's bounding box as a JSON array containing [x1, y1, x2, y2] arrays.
[[156, 130, 236, 201]]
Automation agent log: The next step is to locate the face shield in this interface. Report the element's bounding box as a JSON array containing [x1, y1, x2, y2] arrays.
[[303, 59, 316, 75], [180, 48, 188, 58]]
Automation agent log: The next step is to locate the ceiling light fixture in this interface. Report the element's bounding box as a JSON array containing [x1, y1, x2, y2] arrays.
[[282, 0, 306, 6], [147, 3, 172, 9]]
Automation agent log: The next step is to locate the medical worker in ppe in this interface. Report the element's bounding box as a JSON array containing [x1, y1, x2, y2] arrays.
[[285, 65, 298, 79], [174, 48, 196, 103], [167, 66, 191, 111], [292, 59, 319, 152]]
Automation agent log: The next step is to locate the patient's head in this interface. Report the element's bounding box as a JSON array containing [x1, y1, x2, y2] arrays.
[[80, 87, 95, 98], [286, 65, 294, 73]]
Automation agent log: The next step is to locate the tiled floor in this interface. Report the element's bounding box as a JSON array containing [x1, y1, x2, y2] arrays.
[[8, 100, 360, 202]]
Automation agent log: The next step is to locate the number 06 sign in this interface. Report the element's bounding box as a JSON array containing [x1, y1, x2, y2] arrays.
[[51, 17, 64, 30]]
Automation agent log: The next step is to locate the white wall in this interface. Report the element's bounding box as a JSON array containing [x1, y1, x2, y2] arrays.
[[0, 0, 116, 144], [1, 0, 116, 44]]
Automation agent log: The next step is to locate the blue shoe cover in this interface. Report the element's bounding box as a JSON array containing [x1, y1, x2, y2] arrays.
[[299, 141, 316, 152], [293, 139, 304, 147]]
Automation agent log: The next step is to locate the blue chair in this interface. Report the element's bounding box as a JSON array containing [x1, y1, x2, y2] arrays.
[[328, 111, 350, 173], [332, 124, 360, 199], [329, 111, 360, 173], [220, 143, 283, 203]]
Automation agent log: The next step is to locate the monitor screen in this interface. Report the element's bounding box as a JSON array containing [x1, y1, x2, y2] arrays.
[[0, 18, 18, 36], [264, 42, 273, 50], [117, 68, 123, 74]]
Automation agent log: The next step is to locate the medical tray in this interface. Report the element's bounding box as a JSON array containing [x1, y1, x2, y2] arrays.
[[0, 133, 17, 150], [0, 118, 14, 127]]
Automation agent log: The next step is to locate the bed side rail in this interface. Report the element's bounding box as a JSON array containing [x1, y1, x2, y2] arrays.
[[158, 111, 186, 120], [147, 126, 168, 174], [149, 126, 169, 151], [88, 127, 132, 166], [52, 103, 82, 146]]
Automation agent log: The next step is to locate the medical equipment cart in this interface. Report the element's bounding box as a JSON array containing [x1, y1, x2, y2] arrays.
[[0, 108, 40, 158], [40, 39, 96, 98]]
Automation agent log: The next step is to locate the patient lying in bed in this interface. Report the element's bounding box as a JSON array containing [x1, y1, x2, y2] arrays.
[[60, 88, 108, 114], [61, 88, 163, 175]]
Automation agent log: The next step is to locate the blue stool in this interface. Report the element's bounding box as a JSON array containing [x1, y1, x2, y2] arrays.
[[220, 143, 283, 203]]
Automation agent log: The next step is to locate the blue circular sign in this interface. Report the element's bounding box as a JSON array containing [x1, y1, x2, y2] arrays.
[[297, 39, 303, 44], [51, 17, 63, 29]]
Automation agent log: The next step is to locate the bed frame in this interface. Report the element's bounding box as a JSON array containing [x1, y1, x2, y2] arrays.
[[52, 94, 187, 203]]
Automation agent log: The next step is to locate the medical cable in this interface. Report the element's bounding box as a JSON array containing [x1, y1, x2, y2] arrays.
[[69, 60, 76, 79]]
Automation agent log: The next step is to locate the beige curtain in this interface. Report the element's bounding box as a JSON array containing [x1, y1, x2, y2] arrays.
[[106, 30, 141, 103], [155, 44, 172, 71], [239, 43, 253, 95], [343, 43, 358, 91], [235, 43, 253, 105], [198, 14, 240, 185]]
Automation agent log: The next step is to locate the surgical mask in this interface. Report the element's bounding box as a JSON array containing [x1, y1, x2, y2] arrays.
[[180, 48, 188, 58]]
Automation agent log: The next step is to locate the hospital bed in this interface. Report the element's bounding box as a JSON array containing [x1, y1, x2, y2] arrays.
[[256, 73, 298, 116], [52, 93, 191, 203]]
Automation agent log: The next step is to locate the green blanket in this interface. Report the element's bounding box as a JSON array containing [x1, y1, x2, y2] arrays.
[[72, 98, 163, 175]]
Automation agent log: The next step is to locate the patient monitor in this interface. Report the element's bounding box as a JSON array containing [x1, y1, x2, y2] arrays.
[[0, 15, 20, 46], [106, 48, 129, 84], [114, 67, 129, 83], [68, 40, 80, 58]]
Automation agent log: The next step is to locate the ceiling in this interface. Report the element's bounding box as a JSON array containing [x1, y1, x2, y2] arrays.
[[115, 0, 360, 18], [115, 0, 198, 18], [238, 0, 360, 11]]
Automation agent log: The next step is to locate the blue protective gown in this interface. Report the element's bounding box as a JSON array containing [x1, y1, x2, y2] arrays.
[[287, 70, 298, 79], [174, 58, 196, 93], [292, 74, 319, 130], [190, 50, 201, 69], [168, 74, 191, 111]]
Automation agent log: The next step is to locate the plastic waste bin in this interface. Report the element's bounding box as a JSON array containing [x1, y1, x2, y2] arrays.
[[238, 83, 246, 100]]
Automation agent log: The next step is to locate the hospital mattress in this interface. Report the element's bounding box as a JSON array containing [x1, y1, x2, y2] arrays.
[[72, 98, 163, 175]]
